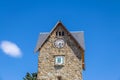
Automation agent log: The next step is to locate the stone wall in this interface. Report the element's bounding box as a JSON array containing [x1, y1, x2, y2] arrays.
[[37, 26, 82, 80]]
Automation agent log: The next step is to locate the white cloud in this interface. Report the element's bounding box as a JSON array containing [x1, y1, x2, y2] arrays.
[[0, 40, 22, 58]]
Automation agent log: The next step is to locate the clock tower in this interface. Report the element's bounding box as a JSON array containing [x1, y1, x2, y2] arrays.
[[34, 21, 85, 80]]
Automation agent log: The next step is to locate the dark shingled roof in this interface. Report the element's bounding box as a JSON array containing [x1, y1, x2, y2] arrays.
[[34, 31, 85, 52]]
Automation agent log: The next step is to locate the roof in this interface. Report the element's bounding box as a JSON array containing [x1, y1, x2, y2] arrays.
[[34, 21, 85, 70], [34, 31, 85, 52]]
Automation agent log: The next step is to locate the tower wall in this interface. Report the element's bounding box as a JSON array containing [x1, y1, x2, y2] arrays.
[[37, 28, 82, 80]]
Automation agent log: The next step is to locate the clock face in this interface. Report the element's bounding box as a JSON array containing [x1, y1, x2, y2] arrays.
[[54, 39, 65, 48]]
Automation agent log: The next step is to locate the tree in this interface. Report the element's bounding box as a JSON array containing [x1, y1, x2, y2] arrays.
[[23, 72, 37, 80]]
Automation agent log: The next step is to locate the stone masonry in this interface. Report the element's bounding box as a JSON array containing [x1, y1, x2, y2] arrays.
[[35, 21, 85, 80]]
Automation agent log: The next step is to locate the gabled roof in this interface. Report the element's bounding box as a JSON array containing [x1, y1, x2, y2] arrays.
[[34, 21, 85, 70], [34, 32, 85, 52], [34, 21, 85, 52]]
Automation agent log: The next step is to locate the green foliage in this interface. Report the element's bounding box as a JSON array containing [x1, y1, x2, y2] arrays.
[[23, 72, 37, 80]]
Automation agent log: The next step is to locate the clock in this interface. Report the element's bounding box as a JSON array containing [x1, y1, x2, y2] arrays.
[[54, 39, 65, 48]]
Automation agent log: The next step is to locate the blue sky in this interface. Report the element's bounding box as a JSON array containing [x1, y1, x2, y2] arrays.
[[0, 0, 120, 80]]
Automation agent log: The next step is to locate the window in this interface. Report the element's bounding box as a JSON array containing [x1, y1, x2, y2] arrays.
[[59, 32, 61, 36], [62, 31, 64, 36], [55, 56, 64, 65], [56, 31, 64, 37]]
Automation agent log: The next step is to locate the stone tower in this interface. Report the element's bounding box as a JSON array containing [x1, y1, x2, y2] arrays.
[[34, 21, 85, 80]]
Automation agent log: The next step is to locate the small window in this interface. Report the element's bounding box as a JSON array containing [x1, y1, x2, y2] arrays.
[[55, 56, 64, 65], [56, 32, 58, 36], [56, 31, 64, 37], [59, 32, 61, 36], [62, 31, 64, 36]]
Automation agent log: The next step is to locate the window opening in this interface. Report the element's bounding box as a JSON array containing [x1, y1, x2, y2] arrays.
[[56, 32, 58, 36], [62, 31, 64, 36], [55, 56, 64, 65], [59, 32, 61, 36], [56, 31, 64, 37]]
